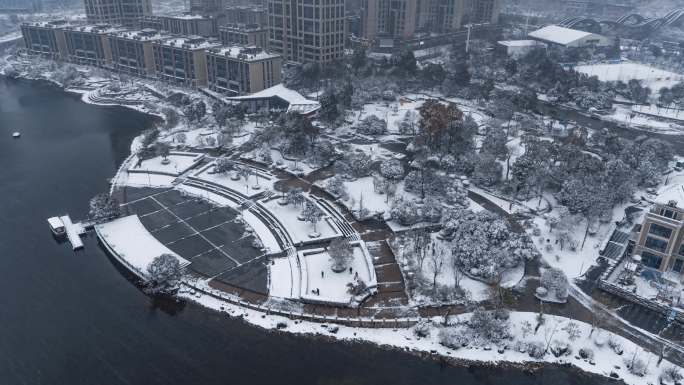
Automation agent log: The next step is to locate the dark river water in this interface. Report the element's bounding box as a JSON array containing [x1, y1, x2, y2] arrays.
[[0, 77, 619, 385]]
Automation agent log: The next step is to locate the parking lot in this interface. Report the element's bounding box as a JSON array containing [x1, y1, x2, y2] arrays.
[[121, 187, 268, 294]]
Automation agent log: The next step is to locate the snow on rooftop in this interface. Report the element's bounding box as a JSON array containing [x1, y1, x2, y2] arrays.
[[158, 36, 221, 50], [498, 40, 544, 47], [227, 84, 320, 114], [96, 215, 190, 277], [208, 45, 280, 61], [655, 182, 684, 207], [113, 29, 170, 41], [66, 24, 127, 34], [528, 25, 595, 45]]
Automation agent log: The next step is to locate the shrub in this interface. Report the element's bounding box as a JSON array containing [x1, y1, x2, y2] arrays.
[[579, 347, 594, 360], [527, 342, 545, 359], [660, 366, 683, 384], [550, 340, 572, 357], [413, 321, 431, 338], [438, 328, 467, 350]]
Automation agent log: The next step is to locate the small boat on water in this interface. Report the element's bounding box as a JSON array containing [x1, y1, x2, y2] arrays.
[[47, 216, 66, 237], [12, 132, 20, 138]]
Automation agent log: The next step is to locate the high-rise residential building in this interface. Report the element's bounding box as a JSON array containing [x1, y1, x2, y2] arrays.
[[83, 0, 152, 26], [219, 23, 269, 49], [361, 0, 500, 40], [109, 29, 169, 76], [225, 5, 268, 27], [633, 200, 684, 277], [63, 24, 126, 67], [267, 0, 346, 65], [361, 0, 418, 40], [151, 36, 221, 87], [417, 0, 464, 33], [462, 0, 500, 25], [206, 45, 282, 96], [189, 0, 221, 16], [20, 20, 70, 60]]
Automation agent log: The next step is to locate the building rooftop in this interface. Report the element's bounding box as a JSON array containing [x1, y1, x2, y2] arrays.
[[207, 45, 280, 61], [528, 25, 599, 46], [157, 36, 221, 50], [655, 184, 684, 209], [22, 20, 73, 29], [65, 24, 128, 34], [220, 23, 265, 32], [111, 29, 170, 41], [498, 40, 545, 47], [227, 84, 320, 115]]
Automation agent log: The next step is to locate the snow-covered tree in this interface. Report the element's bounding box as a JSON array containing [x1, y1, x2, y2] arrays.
[[329, 238, 354, 273], [326, 175, 348, 199], [390, 198, 421, 226], [301, 201, 324, 235], [286, 187, 305, 207], [379, 159, 405, 180], [480, 126, 509, 160], [444, 179, 468, 207], [214, 157, 233, 174], [335, 152, 373, 179], [88, 193, 120, 222], [145, 254, 182, 295], [472, 154, 503, 187], [442, 209, 537, 282], [356, 115, 387, 135], [540, 267, 569, 301], [467, 307, 511, 343]]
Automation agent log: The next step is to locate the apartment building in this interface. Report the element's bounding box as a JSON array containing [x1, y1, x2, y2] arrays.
[[20, 20, 70, 59], [63, 24, 126, 67], [189, 0, 222, 16], [225, 5, 268, 26], [267, 0, 346, 64], [206, 45, 282, 96], [84, 0, 152, 26], [109, 29, 169, 76], [633, 200, 684, 277], [140, 14, 217, 37], [362, 0, 499, 40], [152, 36, 220, 87], [361, 0, 418, 40], [219, 23, 269, 49]]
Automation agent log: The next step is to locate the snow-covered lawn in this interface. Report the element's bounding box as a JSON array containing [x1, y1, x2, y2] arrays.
[[128, 152, 203, 176], [192, 162, 276, 199], [260, 198, 340, 244], [340, 176, 396, 219], [574, 62, 684, 93], [268, 256, 299, 299], [122, 172, 176, 188], [606, 105, 684, 135], [95, 215, 190, 277], [300, 244, 376, 305]]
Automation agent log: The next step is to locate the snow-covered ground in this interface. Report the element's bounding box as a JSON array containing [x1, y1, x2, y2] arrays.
[[128, 153, 203, 176], [260, 198, 340, 244], [96, 215, 190, 276], [300, 244, 376, 305], [192, 162, 276, 199], [574, 62, 684, 93]]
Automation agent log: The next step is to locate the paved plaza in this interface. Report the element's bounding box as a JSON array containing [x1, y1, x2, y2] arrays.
[[121, 187, 269, 294]]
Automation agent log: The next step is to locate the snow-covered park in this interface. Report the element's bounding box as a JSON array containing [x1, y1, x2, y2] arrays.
[[574, 62, 684, 93]]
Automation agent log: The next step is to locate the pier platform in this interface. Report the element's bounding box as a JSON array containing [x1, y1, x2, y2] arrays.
[[60, 215, 84, 250]]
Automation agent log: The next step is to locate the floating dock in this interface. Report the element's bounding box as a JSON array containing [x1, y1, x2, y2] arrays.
[[59, 215, 84, 250]]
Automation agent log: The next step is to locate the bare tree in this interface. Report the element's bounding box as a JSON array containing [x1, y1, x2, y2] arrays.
[[429, 246, 445, 294]]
